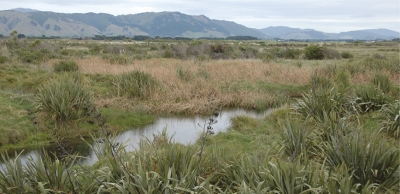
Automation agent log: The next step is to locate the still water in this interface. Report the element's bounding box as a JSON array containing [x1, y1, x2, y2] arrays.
[[1, 108, 271, 167]]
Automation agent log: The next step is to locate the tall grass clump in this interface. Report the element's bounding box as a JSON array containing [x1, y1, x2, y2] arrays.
[[53, 60, 79, 73], [114, 70, 157, 99], [176, 66, 193, 82], [35, 73, 93, 122]]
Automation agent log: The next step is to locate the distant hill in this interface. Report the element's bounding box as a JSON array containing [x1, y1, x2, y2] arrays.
[[259, 26, 399, 40], [0, 10, 268, 39], [10, 8, 40, 13]]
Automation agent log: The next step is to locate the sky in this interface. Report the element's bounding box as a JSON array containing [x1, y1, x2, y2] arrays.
[[1, 0, 399, 33]]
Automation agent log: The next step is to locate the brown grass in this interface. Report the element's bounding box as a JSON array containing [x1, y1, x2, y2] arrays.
[[75, 57, 311, 113], [77, 57, 311, 84]]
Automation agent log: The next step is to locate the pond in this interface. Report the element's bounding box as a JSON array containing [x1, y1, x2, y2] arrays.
[[1, 108, 272, 168]]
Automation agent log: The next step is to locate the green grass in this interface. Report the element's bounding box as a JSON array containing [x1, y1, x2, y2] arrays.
[[0, 91, 37, 148], [99, 107, 155, 130], [0, 62, 52, 93], [206, 114, 282, 158]]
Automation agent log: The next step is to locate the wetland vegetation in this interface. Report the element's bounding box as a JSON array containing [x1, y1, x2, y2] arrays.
[[0, 33, 399, 193]]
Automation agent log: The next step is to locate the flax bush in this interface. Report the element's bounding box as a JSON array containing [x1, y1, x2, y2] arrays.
[[379, 101, 400, 138], [35, 73, 93, 122], [371, 73, 392, 94], [355, 84, 389, 112], [322, 131, 399, 192]]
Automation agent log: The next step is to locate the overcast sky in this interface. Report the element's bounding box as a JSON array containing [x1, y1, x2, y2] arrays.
[[1, 0, 399, 33]]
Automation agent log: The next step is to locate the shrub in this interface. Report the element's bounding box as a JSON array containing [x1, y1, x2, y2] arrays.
[[304, 45, 324, 60], [341, 51, 354, 59], [238, 45, 259, 59], [172, 43, 188, 59], [281, 48, 302, 59], [53, 60, 79, 73], [322, 47, 341, 59], [115, 71, 157, 99], [163, 50, 174, 58], [16, 49, 45, 64], [35, 74, 93, 122], [0, 55, 7, 64]]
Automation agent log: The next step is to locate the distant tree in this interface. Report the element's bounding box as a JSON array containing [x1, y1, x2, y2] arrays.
[[133, 35, 152, 41], [0, 34, 3, 38], [17, 34, 26, 39], [226, 36, 258, 40], [10, 30, 18, 37], [174, 37, 192, 40]]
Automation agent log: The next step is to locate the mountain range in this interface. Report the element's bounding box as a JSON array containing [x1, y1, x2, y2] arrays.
[[0, 8, 398, 40], [259, 26, 399, 40]]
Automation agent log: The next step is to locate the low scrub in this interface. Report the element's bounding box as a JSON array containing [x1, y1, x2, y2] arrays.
[[304, 45, 341, 60]]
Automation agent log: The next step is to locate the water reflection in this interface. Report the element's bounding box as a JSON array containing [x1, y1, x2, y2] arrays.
[[1, 108, 270, 168]]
